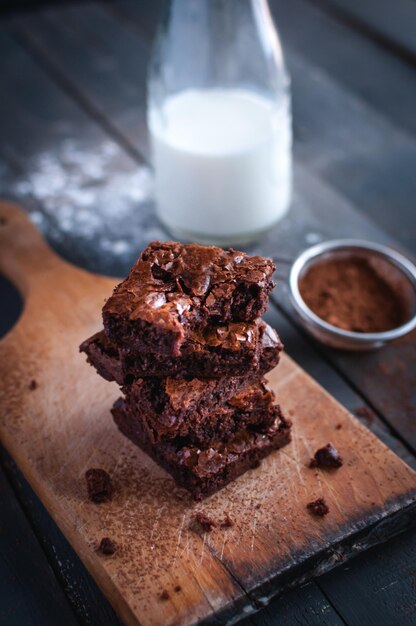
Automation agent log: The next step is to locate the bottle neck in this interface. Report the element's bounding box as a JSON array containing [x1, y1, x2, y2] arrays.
[[150, 0, 287, 103]]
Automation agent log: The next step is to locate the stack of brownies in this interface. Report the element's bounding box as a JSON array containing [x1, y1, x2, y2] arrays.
[[80, 241, 291, 500]]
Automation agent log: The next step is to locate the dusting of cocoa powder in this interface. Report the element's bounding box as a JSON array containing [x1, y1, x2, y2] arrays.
[[299, 258, 405, 333]]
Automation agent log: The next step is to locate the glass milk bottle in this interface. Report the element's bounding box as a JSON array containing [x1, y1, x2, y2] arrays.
[[147, 0, 292, 246]]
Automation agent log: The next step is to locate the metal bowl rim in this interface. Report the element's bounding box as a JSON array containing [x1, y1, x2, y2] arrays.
[[289, 238, 416, 344]]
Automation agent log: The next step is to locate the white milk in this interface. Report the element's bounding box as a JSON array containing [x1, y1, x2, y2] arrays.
[[148, 88, 292, 244]]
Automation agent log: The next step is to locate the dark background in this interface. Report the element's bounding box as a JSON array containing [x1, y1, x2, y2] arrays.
[[1, 1, 415, 625]]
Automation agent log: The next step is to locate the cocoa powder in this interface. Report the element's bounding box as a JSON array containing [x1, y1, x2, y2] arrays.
[[299, 257, 405, 333]]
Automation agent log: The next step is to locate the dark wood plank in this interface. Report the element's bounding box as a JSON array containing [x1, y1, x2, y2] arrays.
[[270, 0, 416, 136], [0, 463, 79, 626], [243, 583, 346, 626], [286, 51, 416, 253], [319, 528, 416, 626], [15, 5, 151, 158], [314, 0, 416, 62], [270, 0, 416, 252]]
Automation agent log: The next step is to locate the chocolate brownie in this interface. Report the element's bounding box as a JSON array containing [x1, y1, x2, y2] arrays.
[[309, 443, 343, 469], [80, 321, 282, 384], [98, 537, 116, 555], [85, 468, 113, 503], [125, 379, 282, 445], [111, 398, 291, 500], [102, 241, 275, 355]]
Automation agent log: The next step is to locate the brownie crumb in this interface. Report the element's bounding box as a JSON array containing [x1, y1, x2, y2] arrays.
[[310, 443, 343, 469], [160, 590, 170, 601], [221, 513, 234, 528], [355, 405, 375, 425], [98, 537, 116, 555], [174, 585, 182, 593], [195, 512, 217, 532], [307, 498, 329, 517], [85, 468, 113, 503], [29, 380, 38, 391]]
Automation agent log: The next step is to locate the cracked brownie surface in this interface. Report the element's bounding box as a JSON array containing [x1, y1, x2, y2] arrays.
[[102, 241, 275, 355]]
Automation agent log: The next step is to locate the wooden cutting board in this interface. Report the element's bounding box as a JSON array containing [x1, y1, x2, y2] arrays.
[[1, 201, 415, 626]]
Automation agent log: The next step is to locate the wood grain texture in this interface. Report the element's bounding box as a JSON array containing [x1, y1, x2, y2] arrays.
[[0, 202, 415, 626], [318, 527, 416, 626], [313, 0, 416, 62]]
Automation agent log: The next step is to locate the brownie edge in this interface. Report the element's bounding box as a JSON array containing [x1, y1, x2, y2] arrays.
[[111, 398, 291, 500], [125, 378, 281, 445], [80, 321, 283, 384]]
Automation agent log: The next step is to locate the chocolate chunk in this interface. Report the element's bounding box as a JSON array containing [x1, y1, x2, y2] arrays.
[[174, 585, 182, 593], [29, 379, 38, 391], [85, 468, 113, 503], [310, 443, 343, 469], [194, 512, 217, 531], [98, 537, 116, 555], [160, 590, 170, 601], [307, 498, 329, 517]]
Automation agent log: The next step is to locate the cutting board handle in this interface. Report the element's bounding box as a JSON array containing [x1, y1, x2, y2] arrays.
[[0, 201, 63, 297]]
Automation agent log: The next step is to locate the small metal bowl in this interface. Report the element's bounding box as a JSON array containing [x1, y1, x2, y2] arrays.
[[289, 239, 416, 350]]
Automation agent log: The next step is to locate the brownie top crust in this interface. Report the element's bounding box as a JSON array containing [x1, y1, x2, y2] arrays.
[[102, 241, 275, 354]]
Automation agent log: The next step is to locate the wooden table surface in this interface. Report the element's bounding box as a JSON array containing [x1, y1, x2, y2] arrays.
[[0, 1, 415, 625]]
